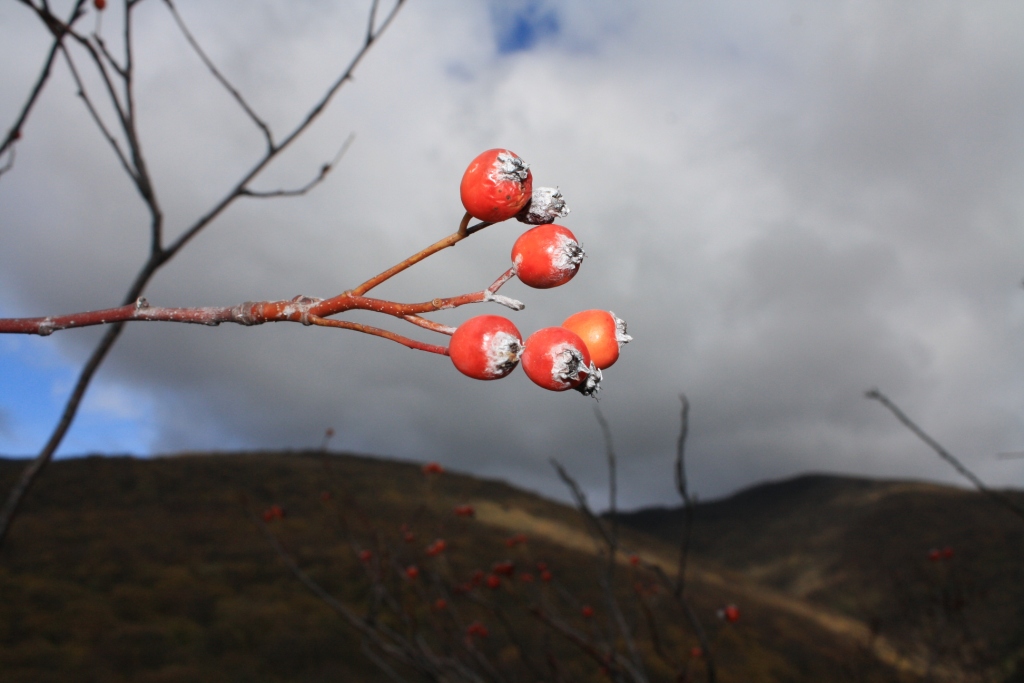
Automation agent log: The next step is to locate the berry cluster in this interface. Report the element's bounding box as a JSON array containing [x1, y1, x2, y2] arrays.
[[449, 149, 631, 397]]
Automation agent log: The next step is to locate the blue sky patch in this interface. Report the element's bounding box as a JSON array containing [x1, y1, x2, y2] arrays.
[[491, 1, 560, 54]]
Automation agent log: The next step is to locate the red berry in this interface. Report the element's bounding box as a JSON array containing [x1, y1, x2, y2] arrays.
[[460, 149, 532, 222], [426, 539, 447, 556], [582, 605, 595, 619], [690, 646, 703, 658], [629, 554, 640, 566], [433, 598, 447, 611], [422, 461, 444, 475], [94, 0, 107, 9], [505, 532, 527, 547], [358, 549, 373, 563], [540, 570, 553, 582], [521, 327, 601, 395], [471, 569, 485, 585], [942, 546, 954, 559], [723, 604, 740, 623], [486, 574, 502, 590], [454, 504, 476, 518], [492, 561, 515, 577], [562, 310, 631, 370], [449, 315, 523, 380], [511, 224, 584, 289], [405, 565, 420, 580], [466, 621, 489, 638], [320, 490, 332, 501], [928, 548, 941, 562]]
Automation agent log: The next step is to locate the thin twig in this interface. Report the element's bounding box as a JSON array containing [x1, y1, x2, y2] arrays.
[[241, 134, 355, 198], [0, 0, 408, 549], [866, 388, 1024, 523], [673, 394, 694, 597], [162, 0, 274, 149], [1, 1, 87, 180]]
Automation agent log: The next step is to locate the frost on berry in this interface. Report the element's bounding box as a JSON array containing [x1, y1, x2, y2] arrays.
[[611, 312, 633, 347], [492, 151, 530, 183], [573, 363, 602, 398], [487, 331, 523, 377], [551, 343, 590, 387], [552, 232, 586, 272], [516, 187, 570, 225]]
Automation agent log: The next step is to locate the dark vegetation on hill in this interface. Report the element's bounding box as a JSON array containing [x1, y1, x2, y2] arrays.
[[614, 473, 1024, 681], [0, 452, 1006, 682]]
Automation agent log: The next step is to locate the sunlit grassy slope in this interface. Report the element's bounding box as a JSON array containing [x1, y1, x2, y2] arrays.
[[3, 452, 1013, 682]]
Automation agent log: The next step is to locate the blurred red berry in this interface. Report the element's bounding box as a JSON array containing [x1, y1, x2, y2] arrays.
[[433, 598, 447, 611], [358, 549, 373, 563], [471, 569, 485, 586], [519, 572, 534, 583], [505, 532, 528, 548], [540, 570, 553, 583], [460, 149, 532, 222], [94, 0, 107, 10], [942, 546, 954, 559], [320, 490, 332, 501], [629, 554, 640, 566], [405, 565, 420, 580], [690, 646, 703, 659], [582, 605, 595, 619], [492, 561, 515, 577], [486, 574, 502, 590], [722, 604, 740, 623], [262, 504, 284, 522], [466, 621, 489, 638], [454, 504, 476, 518], [536, 561, 548, 571], [928, 548, 942, 562], [426, 539, 447, 557], [422, 461, 445, 475]]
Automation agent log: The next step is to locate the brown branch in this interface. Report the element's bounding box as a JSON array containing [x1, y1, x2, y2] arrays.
[[241, 134, 355, 198], [866, 388, 1024, 523], [0, 268, 523, 336]]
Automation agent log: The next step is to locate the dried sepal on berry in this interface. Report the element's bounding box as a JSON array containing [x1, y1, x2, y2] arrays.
[[460, 149, 533, 222], [449, 315, 523, 380], [512, 224, 585, 289], [562, 309, 631, 369], [521, 327, 601, 396], [516, 186, 569, 225]]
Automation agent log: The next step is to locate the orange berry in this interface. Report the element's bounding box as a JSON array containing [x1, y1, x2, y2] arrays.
[[561, 310, 631, 369]]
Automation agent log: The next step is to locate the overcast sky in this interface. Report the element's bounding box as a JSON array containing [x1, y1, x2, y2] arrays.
[[1, 0, 1022, 510]]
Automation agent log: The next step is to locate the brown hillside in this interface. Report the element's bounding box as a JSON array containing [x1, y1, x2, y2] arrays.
[[0, 453, 930, 682]]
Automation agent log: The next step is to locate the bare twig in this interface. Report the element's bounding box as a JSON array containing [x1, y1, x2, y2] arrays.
[[241, 134, 355, 197], [163, 0, 274, 150], [1, 1, 87, 181], [673, 394, 694, 597], [866, 388, 1024, 523], [0, 0, 408, 548]]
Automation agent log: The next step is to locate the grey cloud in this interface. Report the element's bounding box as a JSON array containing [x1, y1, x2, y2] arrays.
[[2, 1, 1022, 509]]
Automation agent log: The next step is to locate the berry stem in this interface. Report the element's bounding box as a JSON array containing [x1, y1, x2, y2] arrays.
[[308, 315, 449, 355], [346, 212, 491, 298]]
